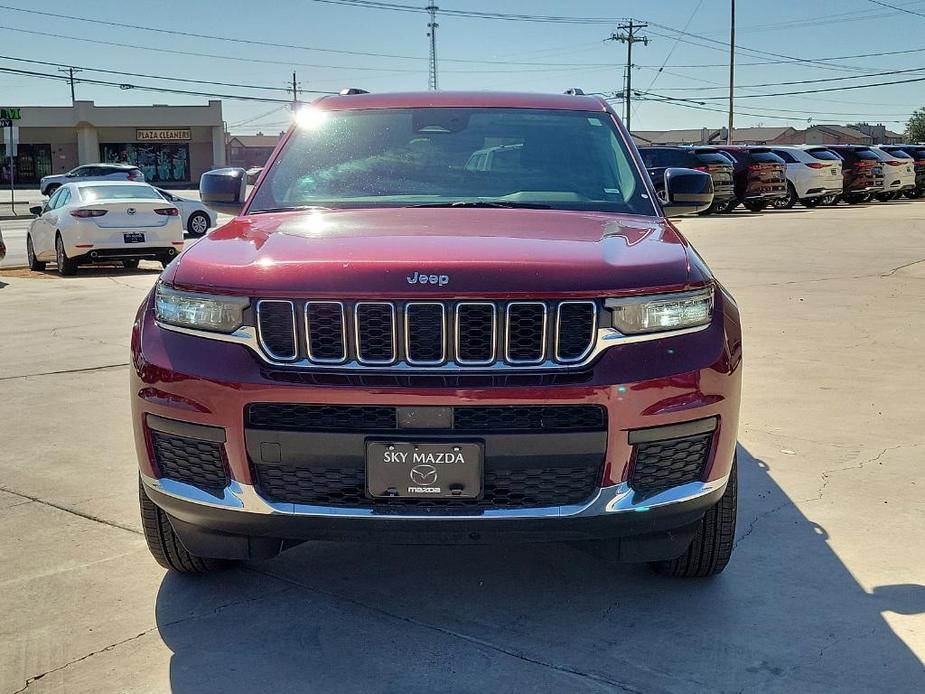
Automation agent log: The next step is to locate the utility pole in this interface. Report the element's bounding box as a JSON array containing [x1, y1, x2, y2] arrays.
[[727, 0, 735, 144], [290, 71, 300, 111], [607, 20, 648, 133], [426, 4, 439, 90], [57, 67, 81, 105]]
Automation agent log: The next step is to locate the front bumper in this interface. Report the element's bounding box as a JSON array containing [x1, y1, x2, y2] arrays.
[[131, 286, 742, 549], [142, 474, 728, 559]]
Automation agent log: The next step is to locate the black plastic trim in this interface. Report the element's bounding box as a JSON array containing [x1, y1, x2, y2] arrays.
[[146, 414, 226, 443], [627, 416, 718, 444]]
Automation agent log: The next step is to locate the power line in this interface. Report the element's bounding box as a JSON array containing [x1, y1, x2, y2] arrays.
[[0, 27, 620, 75], [0, 4, 615, 67], [639, 0, 704, 98], [867, 0, 925, 18], [624, 92, 908, 124], [692, 74, 925, 101], [0, 54, 296, 92], [228, 106, 289, 128], [0, 66, 303, 103], [645, 66, 925, 92], [306, 0, 624, 24]]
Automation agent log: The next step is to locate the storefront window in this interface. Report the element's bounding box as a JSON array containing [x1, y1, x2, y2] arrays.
[[0, 144, 53, 184], [100, 143, 190, 183]]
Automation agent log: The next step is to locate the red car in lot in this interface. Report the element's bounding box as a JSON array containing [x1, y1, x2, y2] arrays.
[[133, 91, 742, 578], [825, 145, 886, 204], [712, 146, 788, 213]]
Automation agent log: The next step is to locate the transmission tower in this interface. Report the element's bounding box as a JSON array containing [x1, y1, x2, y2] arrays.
[[426, 4, 439, 90]]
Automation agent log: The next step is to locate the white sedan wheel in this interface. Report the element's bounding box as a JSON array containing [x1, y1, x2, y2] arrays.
[[189, 212, 209, 236]]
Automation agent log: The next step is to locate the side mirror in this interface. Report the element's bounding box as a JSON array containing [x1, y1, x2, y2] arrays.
[[661, 168, 714, 217], [29, 205, 42, 216], [200, 167, 248, 215]]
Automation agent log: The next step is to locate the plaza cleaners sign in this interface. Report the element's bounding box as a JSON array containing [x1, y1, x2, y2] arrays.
[[136, 128, 191, 142]]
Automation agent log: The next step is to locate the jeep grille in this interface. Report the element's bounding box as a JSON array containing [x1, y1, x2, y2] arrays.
[[254, 299, 598, 369]]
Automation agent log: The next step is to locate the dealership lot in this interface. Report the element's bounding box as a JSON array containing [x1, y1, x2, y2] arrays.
[[1, 202, 924, 693]]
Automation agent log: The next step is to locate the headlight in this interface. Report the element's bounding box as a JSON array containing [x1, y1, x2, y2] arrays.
[[154, 283, 249, 333], [606, 286, 713, 335]]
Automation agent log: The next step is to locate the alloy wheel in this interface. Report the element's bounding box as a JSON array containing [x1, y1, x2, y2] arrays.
[[190, 213, 209, 235]]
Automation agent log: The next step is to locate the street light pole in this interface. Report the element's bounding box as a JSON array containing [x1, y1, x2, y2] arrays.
[[727, 0, 735, 144]]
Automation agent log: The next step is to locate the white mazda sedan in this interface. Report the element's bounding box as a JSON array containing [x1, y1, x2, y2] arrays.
[[27, 181, 184, 275]]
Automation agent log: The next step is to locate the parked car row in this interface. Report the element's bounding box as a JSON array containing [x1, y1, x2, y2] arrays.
[[639, 143, 925, 214]]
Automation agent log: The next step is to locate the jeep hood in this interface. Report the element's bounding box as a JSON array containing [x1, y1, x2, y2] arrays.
[[167, 208, 702, 296]]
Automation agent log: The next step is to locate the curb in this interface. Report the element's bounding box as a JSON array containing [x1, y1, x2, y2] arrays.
[[0, 215, 35, 221]]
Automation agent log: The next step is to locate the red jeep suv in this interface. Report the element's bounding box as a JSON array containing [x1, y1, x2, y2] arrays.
[[133, 91, 742, 578]]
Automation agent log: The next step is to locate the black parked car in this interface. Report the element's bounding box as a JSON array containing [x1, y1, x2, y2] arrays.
[[881, 145, 925, 198], [825, 145, 885, 204], [638, 146, 734, 214], [712, 146, 788, 212]]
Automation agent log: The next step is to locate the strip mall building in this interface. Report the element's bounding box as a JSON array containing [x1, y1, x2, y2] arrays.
[[1, 100, 225, 187]]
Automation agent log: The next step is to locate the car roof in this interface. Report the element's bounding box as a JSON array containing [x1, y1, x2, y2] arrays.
[[77, 162, 139, 169], [71, 180, 152, 188], [313, 90, 609, 112]]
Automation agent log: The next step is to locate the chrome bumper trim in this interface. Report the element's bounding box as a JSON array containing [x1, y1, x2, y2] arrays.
[[157, 320, 711, 372], [140, 473, 729, 521]]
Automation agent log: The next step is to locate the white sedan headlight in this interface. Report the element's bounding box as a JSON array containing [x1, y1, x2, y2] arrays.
[[155, 283, 249, 333], [606, 286, 714, 335]]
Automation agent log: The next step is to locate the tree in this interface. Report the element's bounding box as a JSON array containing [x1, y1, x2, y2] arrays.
[[906, 108, 925, 142]]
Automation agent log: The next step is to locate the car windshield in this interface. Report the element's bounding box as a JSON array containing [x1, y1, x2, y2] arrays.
[[79, 185, 161, 202], [249, 107, 654, 215]]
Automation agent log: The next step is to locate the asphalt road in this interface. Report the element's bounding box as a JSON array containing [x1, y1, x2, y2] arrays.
[[1, 201, 923, 693]]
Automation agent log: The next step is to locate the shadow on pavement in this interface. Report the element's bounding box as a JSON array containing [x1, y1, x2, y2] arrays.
[[154, 445, 925, 693]]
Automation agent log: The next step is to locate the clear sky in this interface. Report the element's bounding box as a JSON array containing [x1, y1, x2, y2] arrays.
[[1, 0, 923, 135]]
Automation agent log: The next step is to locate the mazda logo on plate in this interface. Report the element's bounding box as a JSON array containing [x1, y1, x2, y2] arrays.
[[126, 207, 136, 215], [409, 464, 438, 485]]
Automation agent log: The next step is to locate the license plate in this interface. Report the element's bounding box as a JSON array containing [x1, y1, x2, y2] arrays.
[[124, 232, 145, 244], [366, 441, 482, 499]]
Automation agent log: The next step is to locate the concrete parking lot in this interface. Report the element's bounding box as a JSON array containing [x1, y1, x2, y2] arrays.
[[1, 202, 923, 693]]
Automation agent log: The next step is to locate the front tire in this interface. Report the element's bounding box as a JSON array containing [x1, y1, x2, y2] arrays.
[[139, 479, 231, 573], [44, 183, 60, 197], [650, 458, 737, 578], [844, 194, 865, 205], [55, 234, 78, 276], [187, 211, 210, 237], [743, 201, 768, 213], [27, 235, 46, 271]]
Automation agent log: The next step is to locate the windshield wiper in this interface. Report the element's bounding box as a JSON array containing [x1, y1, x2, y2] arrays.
[[249, 205, 333, 214], [408, 200, 552, 209]]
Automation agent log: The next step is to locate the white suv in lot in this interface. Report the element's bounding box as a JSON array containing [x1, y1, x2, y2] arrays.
[[769, 146, 843, 209], [39, 163, 145, 196], [871, 147, 916, 201]]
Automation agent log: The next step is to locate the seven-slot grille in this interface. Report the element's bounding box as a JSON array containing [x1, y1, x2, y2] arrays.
[[255, 300, 598, 368]]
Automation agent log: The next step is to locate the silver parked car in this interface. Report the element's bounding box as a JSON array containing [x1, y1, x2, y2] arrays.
[[40, 163, 145, 197]]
